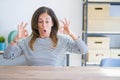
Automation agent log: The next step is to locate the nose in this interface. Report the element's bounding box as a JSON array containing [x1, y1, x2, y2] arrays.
[[42, 22, 46, 28]]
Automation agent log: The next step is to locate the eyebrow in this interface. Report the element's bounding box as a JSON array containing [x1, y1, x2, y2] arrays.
[[39, 18, 50, 20]]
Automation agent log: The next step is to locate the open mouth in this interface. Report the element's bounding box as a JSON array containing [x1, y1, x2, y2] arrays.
[[43, 30, 46, 32]]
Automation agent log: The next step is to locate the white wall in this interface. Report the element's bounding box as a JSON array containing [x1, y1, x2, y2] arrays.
[[0, 0, 82, 41], [0, 0, 83, 66]]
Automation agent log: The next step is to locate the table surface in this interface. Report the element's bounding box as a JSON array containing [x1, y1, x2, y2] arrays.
[[0, 66, 120, 80]]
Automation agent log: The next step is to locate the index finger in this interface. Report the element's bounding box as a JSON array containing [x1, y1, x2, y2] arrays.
[[23, 22, 28, 29]]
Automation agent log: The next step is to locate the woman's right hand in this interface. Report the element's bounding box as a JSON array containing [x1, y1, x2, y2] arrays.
[[14, 22, 29, 42]]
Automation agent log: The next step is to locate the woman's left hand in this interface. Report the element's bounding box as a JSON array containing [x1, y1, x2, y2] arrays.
[[60, 18, 78, 40], [60, 18, 72, 35]]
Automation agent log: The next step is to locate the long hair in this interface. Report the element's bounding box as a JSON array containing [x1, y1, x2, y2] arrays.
[[29, 6, 59, 50]]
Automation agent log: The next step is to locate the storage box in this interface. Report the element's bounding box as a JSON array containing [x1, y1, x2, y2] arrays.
[[88, 4, 110, 17], [88, 4, 120, 33], [88, 50, 110, 63], [88, 17, 120, 33], [110, 49, 120, 58], [88, 37, 110, 50]]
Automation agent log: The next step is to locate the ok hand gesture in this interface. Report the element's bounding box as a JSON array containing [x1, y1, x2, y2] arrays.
[[14, 22, 29, 42], [59, 18, 78, 40], [60, 18, 72, 35]]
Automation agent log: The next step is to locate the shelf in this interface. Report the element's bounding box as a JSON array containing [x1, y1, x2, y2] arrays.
[[86, 62, 100, 66], [87, 31, 120, 34], [83, 0, 88, 5], [0, 51, 4, 54], [83, 0, 120, 66], [88, 0, 120, 2], [83, 1, 86, 5]]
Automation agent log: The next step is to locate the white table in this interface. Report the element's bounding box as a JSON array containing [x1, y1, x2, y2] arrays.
[[0, 66, 120, 80]]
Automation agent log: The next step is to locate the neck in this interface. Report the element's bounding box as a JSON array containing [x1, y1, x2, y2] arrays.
[[39, 35, 50, 38]]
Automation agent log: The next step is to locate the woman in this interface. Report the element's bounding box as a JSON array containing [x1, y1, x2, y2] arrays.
[[3, 6, 88, 66]]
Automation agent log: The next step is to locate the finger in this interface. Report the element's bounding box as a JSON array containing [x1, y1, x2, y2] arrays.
[[60, 19, 65, 25], [64, 18, 67, 24], [23, 23, 28, 29], [65, 18, 70, 25], [17, 24, 20, 30], [19, 22, 27, 30], [24, 30, 29, 37], [17, 22, 23, 32], [20, 22, 24, 28], [17, 24, 21, 32]]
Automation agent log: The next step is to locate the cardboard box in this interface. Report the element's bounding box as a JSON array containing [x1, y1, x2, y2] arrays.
[[88, 50, 110, 63], [88, 37, 110, 50]]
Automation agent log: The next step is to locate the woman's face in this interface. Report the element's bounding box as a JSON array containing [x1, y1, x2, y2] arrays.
[[38, 13, 53, 38]]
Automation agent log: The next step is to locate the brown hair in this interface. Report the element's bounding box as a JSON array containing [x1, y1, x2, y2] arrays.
[[29, 6, 59, 50]]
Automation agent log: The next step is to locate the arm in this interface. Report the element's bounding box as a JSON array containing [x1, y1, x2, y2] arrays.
[[3, 40, 25, 59], [3, 22, 28, 59], [66, 36, 88, 54], [60, 18, 88, 54]]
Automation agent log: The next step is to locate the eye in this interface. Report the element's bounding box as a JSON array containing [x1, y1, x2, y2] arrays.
[[38, 21, 43, 23], [46, 21, 49, 23]]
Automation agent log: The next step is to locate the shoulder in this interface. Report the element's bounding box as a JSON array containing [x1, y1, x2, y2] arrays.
[[57, 34, 73, 42]]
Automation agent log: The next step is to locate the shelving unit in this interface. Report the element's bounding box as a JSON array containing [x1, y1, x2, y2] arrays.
[[83, 0, 120, 66], [82, 0, 88, 66]]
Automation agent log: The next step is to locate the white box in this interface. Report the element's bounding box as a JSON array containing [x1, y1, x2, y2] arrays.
[[88, 37, 110, 50], [110, 49, 120, 58], [88, 4, 110, 17], [88, 50, 110, 63]]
